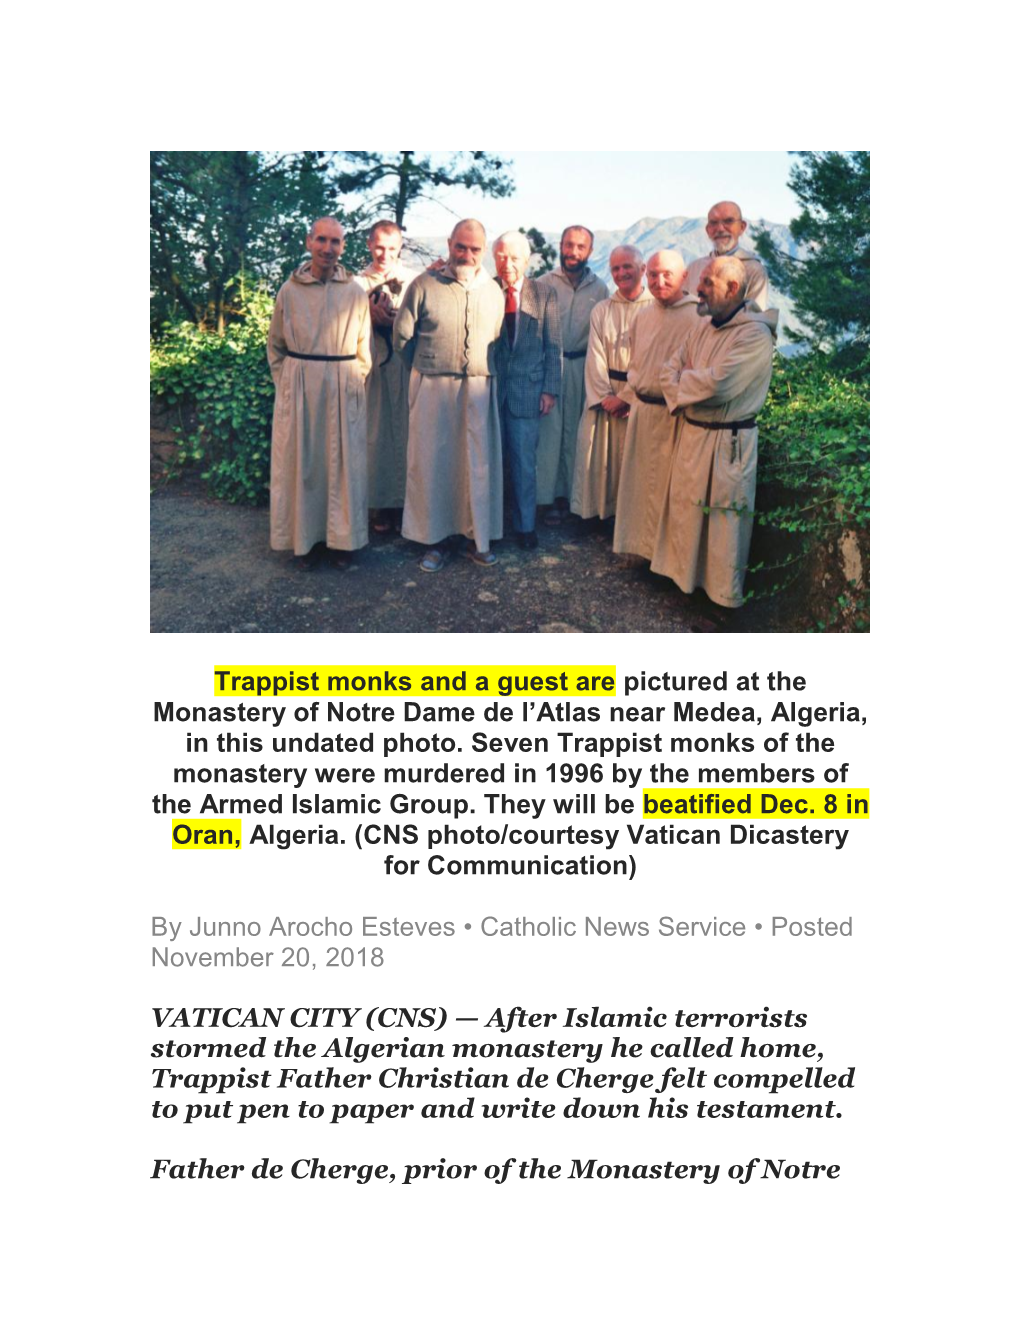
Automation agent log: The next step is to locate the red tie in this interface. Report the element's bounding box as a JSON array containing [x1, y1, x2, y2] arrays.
[[505, 284, 518, 346]]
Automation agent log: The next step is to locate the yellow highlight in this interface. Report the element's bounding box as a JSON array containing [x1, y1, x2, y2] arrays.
[[642, 789, 869, 820], [213, 666, 616, 698], [172, 819, 243, 849]]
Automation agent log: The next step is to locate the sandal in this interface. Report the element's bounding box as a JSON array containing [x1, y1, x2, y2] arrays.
[[463, 545, 497, 567], [294, 543, 324, 571], [420, 548, 447, 573]]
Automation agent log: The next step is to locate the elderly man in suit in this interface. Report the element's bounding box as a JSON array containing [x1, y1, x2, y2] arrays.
[[493, 231, 562, 549]]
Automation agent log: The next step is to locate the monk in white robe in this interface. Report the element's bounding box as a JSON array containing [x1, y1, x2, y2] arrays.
[[268, 218, 371, 565], [354, 221, 414, 531], [682, 199, 768, 307], [613, 252, 700, 562], [393, 220, 505, 571], [536, 226, 608, 519], [652, 256, 778, 608], [571, 245, 652, 521]]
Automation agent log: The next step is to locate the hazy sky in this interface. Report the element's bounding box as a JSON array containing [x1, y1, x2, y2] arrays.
[[400, 151, 798, 236]]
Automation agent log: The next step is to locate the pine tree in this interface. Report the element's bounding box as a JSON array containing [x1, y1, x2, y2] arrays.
[[335, 152, 514, 229], [755, 152, 869, 368], [150, 152, 365, 333]]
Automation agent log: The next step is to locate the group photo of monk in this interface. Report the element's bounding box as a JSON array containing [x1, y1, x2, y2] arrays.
[[150, 152, 870, 634]]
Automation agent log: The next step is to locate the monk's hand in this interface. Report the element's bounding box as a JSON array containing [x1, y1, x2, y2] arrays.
[[426, 258, 445, 273], [369, 298, 396, 329], [602, 394, 627, 417], [539, 393, 557, 417]]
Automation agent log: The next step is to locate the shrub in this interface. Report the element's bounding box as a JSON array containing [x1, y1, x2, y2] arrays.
[[750, 349, 870, 624], [150, 288, 276, 504]]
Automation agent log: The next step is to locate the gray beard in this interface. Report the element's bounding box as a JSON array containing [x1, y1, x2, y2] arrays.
[[697, 302, 713, 317]]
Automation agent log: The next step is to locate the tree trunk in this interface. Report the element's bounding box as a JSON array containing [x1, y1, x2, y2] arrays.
[[395, 152, 413, 228], [224, 151, 252, 327]]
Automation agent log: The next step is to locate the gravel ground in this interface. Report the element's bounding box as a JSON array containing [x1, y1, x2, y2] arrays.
[[150, 479, 796, 634]]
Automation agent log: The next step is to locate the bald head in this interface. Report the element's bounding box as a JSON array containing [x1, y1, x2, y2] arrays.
[[448, 219, 487, 278], [646, 250, 687, 306], [451, 218, 486, 243], [609, 245, 646, 299], [561, 225, 595, 248], [706, 200, 748, 255], [709, 256, 747, 293], [697, 256, 748, 320], [306, 217, 346, 278], [309, 216, 344, 239]]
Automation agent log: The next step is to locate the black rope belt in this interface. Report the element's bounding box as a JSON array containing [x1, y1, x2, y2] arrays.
[[608, 369, 628, 382], [285, 350, 356, 362], [564, 349, 587, 360], [635, 391, 666, 406], [684, 415, 757, 431]]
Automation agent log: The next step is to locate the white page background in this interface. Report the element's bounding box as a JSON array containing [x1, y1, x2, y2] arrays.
[[7, 12, 1012, 1316]]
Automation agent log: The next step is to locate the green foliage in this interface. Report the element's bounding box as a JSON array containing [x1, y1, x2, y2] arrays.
[[336, 152, 514, 229], [522, 227, 557, 276], [151, 151, 368, 335], [748, 349, 870, 623], [150, 288, 277, 504], [759, 350, 869, 528], [754, 152, 869, 367], [341, 230, 370, 280]]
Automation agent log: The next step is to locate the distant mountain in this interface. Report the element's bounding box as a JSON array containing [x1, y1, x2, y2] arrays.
[[404, 214, 804, 344]]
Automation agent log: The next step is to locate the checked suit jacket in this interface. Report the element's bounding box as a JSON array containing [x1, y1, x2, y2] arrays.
[[495, 278, 563, 419]]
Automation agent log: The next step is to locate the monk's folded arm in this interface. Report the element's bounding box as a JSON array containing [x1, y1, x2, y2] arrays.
[[661, 348, 688, 413], [666, 336, 774, 412]]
